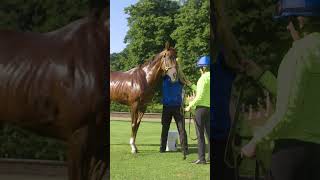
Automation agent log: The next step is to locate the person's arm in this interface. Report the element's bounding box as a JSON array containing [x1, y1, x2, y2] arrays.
[[187, 76, 205, 109], [251, 59, 300, 144], [258, 71, 277, 97], [243, 59, 277, 97], [190, 84, 197, 91]]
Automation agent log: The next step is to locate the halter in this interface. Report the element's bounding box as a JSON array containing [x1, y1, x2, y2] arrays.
[[161, 51, 177, 72]]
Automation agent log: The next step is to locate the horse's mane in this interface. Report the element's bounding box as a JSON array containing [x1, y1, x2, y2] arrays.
[[140, 53, 162, 68]]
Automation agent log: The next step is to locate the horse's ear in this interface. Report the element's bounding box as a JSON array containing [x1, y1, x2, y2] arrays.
[[89, 0, 109, 19], [165, 42, 170, 50]]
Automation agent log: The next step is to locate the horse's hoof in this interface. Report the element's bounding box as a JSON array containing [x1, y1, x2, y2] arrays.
[[131, 149, 138, 154]]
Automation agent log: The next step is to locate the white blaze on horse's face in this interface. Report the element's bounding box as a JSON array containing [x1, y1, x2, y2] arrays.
[[161, 50, 177, 83], [167, 67, 177, 83]]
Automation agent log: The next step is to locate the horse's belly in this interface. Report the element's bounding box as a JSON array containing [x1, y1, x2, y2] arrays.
[[110, 89, 129, 105], [0, 67, 98, 138]]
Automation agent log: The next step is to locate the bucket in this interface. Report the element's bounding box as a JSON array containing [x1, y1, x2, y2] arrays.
[[166, 130, 179, 151]]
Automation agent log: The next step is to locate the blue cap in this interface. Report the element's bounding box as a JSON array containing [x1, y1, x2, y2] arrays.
[[197, 56, 210, 67], [274, 0, 320, 20]]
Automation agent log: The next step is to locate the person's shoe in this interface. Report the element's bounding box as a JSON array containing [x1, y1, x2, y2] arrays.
[[182, 151, 187, 160], [160, 148, 166, 153], [182, 149, 189, 155], [191, 159, 206, 164]]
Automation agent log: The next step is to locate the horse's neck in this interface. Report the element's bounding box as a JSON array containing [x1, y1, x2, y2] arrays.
[[46, 17, 106, 44], [142, 62, 162, 89]]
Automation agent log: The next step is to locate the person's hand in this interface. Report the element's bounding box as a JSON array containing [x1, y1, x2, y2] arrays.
[[185, 106, 191, 112], [240, 59, 263, 80], [241, 140, 257, 158], [287, 21, 300, 41], [186, 92, 195, 102], [186, 80, 192, 87]]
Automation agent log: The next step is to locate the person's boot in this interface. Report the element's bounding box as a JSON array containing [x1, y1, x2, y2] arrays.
[[182, 143, 188, 159], [182, 150, 187, 160], [160, 139, 166, 153], [160, 147, 166, 153]]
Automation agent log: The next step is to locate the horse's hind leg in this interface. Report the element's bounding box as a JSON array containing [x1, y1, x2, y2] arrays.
[[67, 126, 89, 180]]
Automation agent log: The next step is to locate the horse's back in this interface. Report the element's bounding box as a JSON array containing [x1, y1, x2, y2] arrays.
[[0, 18, 105, 138]]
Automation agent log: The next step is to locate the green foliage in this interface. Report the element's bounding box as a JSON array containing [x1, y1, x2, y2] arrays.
[[110, 0, 210, 111], [227, 0, 291, 75], [0, 0, 90, 160], [0, 0, 89, 32], [124, 0, 180, 64], [0, 126, 66, 160], [171, 0, 210, 84], [110, 102, 130, 112], [223, 0, 293, 105], [110, 102, 163, 113]]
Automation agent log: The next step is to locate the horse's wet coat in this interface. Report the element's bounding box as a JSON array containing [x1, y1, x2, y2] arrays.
[[0, 11, 108, 180], [110, 46, 177, 153]]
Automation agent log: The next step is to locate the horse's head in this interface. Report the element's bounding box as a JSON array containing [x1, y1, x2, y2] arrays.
[[159, 42, 178, 82]]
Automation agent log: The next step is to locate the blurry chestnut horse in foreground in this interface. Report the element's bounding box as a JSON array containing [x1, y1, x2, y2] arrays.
[[110, 43, 178, 153], [0, 10, 108, 180]]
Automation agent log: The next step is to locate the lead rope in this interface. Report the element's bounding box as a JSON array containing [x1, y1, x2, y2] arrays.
[[224, 77, 247, 180], [188, 111, 198, 141], [224, 78, 265, 180], [182, 88, 197, 141]]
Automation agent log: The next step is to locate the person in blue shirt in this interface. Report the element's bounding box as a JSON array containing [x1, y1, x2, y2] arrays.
[[160, 75, 188, 158], [212, 50, 236, 179]]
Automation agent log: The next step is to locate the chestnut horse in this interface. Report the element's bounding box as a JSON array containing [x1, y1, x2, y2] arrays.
[[0, 10, 108, 180], [110, 44, 178, 153]]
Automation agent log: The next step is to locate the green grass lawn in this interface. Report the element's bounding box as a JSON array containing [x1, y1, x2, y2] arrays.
[[110, 120, 210, 180]]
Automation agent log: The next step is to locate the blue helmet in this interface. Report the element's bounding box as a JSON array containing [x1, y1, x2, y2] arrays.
[[197, 56, 210, 67], [275, 0, 320, 19]]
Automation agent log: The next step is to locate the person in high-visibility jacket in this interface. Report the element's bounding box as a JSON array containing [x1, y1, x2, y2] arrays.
[[241, 0, 320, 179], [185, 55, 210, 164]]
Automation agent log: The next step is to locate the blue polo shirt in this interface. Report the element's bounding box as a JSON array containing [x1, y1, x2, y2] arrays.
[[212, 52, 236, 140], [162, 75, 183, 107]]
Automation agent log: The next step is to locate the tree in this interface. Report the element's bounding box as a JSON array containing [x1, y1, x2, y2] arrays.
[[0, 0, 89, 32], [110, 0, 210, 111], [172, 0, 210, 85], [226, 0, 291, 75], [124, 0, 180, 66]]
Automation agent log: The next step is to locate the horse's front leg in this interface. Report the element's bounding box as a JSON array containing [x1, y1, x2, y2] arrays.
[[130, 103, 139, 153], [130, 105, 146, 154], [67, 126, 89, 180]]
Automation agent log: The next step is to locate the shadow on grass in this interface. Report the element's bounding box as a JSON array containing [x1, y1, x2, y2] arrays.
[[110, 143, 208, 155], [110, 143, 198, 147]]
